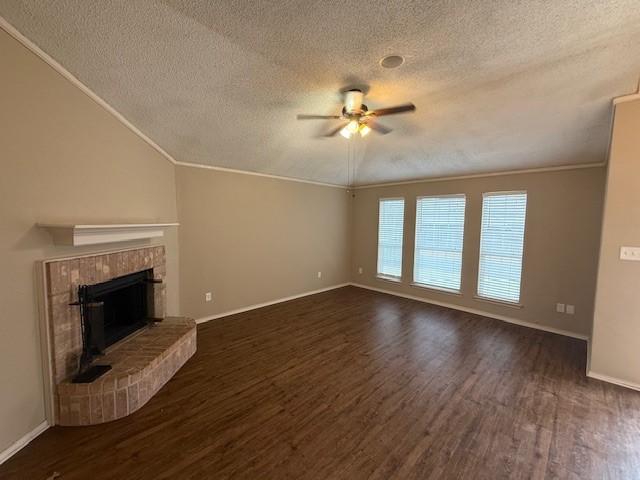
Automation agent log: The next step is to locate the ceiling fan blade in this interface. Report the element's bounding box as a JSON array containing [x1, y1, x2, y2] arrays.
[[367, 121, 392, 135], [325, 122, 350, 137], [297, 114, 342, 120], [370, 103, 416, 117]]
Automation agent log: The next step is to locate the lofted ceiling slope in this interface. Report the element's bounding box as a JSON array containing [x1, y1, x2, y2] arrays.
[[1, 0, 639, 186]]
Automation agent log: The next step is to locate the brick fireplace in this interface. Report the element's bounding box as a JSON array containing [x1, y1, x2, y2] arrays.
[[41, 246, 196, 426]]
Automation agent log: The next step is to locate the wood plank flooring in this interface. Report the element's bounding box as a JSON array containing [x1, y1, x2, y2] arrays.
[[2, 286, 640, 479]]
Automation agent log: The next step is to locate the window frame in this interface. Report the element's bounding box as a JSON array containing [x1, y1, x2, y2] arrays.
[[412, 193, 467, 294], [376, 197, 405, 282], [475, 190, 528, 306]]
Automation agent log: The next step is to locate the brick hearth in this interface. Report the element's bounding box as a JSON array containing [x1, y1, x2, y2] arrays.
[[42, 246, 196, 426], [56, 317, 196, 425]]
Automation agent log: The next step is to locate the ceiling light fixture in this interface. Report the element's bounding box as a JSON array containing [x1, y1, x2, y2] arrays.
[[359, 124, 371, 137], [340, 120, 358, 139], [340, 121, 372, 139], [296, 87, 416, 138]]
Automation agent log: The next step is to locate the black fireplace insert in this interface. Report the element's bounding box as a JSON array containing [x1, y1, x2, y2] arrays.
[[72, 268, 160, 383]]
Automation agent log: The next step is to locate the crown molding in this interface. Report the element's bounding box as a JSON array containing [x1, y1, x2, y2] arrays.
[[174, 161, 347, 189], [1, 15, 352, 189], [613, 83, 640, 105], [353, 162, 606, 190], [0, 15, 616, 191], [0, 15, 178, 166], [613, 93, 640, 105]]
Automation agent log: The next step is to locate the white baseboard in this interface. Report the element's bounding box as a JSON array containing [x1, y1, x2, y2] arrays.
[[350, 283, 589, 341], [195, 283, 350, 324], [587, 371, 640, 392], [196, 281, 589, 341], [0, 421, 49, 465]]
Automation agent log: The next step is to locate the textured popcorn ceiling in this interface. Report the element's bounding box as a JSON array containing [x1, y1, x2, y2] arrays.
[[1, 1, 639, 185]]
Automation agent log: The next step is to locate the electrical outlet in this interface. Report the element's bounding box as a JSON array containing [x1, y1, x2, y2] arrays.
[[556, 303, 565, 313], [205, 292, 212, 302], [358, 267, 363, 275], [317, 271, 322, 279], [566, 304, 575, 315], [620, 246, 640, 261]]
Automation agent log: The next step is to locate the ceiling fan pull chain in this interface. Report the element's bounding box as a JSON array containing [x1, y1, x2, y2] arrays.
[[352, 138, 356, 187], [348, 141, 352, 187]]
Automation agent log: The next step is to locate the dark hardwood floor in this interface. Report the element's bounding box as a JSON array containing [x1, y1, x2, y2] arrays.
[[2, 286, 640, 479]]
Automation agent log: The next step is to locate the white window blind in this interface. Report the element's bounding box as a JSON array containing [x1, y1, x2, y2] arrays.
[[377, 198, 405, 279], [477, 192, 527, 303], [413, 195, 466, 291]]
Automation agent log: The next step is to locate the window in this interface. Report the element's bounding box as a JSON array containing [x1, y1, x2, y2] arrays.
[[477, 191, 528, 303], [377, 198, 405, 280], [413, 195, 466, 292]]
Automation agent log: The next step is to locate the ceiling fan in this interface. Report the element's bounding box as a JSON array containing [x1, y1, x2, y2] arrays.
[[296, 89, 416, 138]]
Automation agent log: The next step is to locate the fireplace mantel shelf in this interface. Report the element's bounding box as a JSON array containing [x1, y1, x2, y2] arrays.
[[37, 223, 179, 246]]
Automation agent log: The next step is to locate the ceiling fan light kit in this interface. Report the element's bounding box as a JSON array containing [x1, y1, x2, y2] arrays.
[[297, 88, 416, 139], [340, 120, 371, 139]]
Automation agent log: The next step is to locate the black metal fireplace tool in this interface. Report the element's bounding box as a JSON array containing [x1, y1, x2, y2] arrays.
[[70, 284, 112, 383]]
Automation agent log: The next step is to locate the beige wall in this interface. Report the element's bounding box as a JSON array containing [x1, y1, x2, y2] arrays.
[[351, 168, 605, 337], [0, 29, 179, 452], [589, 99, 640, 385], [176, 166, 351, 320]]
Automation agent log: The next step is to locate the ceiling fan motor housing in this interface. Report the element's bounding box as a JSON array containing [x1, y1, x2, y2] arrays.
[[344, 89, 364, 114]]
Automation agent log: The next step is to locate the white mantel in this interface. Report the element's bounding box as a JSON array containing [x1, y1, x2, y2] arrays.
[[37, 223, 179, 246]]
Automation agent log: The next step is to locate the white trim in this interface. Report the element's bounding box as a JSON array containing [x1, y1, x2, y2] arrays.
[[37, 223, 180, 229], [612, 91, 640, 105], [174, 161, 345, 189], [377, 196, 406, 202], [0, 421, 49, 465], [353, 163, 606, 190], [350, 283, 588, 340], [482, 190, 527, 197], [195, 283, 350, 324], [39, 243, 166, 264], [411, 282, 462, 296], [473, 295, 523, 309], [416, 193, 466, 201], [35, 261, 55, 426], [0, 16, 178, 166], [587, 371, 640, 392], [37, 223, 179, 246], [376, 275, 403, 284]]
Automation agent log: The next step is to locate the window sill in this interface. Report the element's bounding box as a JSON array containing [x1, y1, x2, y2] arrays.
[[411, 283, 462, 296], [473, 295, 523, 309], [376, 275, 402, 284]]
